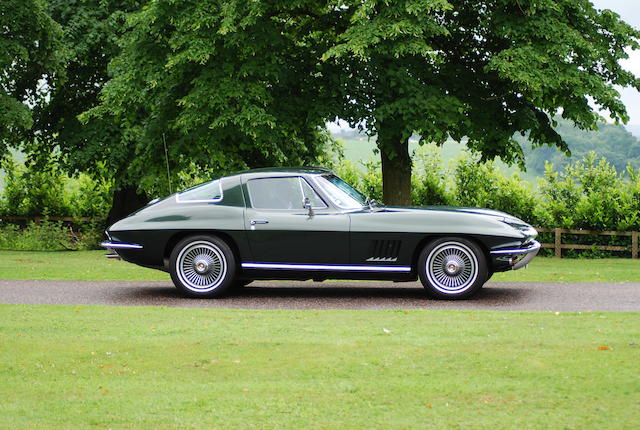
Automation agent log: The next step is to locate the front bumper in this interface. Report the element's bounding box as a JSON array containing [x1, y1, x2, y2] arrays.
[[490, 240, 541, 271]]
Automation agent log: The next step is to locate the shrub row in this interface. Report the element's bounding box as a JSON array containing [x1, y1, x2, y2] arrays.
[[1, 148, 639, 252], [0, 161, 112, 219], [334, 147, 640, 232]]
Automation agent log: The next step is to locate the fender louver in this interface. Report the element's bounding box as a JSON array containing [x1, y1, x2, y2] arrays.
[[367, 240, 401, 262]]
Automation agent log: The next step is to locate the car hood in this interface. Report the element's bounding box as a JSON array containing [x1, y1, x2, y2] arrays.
[[382, 206, 526, 223], [348, 205, 536, 239]]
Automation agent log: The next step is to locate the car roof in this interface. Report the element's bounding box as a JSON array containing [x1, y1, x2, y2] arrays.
[[229, 166, 333, 179]]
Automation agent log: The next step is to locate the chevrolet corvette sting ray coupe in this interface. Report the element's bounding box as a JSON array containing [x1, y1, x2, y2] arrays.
[[102, 167, 540, 299]]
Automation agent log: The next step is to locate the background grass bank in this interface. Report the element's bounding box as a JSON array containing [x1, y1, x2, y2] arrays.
[[0, 305, 638, 429], [0, 250, 638, 283]]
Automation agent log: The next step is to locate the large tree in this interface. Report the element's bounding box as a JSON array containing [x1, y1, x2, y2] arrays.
[[325, 0, 640, 204], [84, 0, 340, 221], [26, 0, 146, 225], [0, 0, 63, 159], [92, 0, 639, 206]]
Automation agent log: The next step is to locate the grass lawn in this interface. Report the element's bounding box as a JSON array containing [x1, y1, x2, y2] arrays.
[[0, 305, 638, 429], [0, 250, 638, 283]]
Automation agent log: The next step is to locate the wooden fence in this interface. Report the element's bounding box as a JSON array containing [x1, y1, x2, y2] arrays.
[[536, 227, 639, 259]]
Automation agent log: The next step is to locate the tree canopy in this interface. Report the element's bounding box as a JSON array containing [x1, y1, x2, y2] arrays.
[[4, 0, 639, 212], [87, 0, 640, 205], [26, 0, 143, 180], [323, 0, 640, 203], [0, 0, 63, 160], [84, 0, 340, 196]]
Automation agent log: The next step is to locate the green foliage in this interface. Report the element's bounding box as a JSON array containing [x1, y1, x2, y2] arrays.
[[454, 154, 539, 224], [324, 0, 640, 204], [0, 158, 112, 218], [538, 153, 640, 231], [335, 147, 639, 238], [0, 0, 64, 158], [26, 1, 143, 182], [0, 161, 68, 217], [0, 221, 83, 251], [411, 145, 455, 206], [83, 0, 338, 195]]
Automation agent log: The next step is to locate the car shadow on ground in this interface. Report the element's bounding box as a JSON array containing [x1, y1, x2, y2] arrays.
[[111, 282, 531, 309]]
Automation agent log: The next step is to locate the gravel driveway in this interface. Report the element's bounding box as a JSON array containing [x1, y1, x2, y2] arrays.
[[1, 279, 639, 311]]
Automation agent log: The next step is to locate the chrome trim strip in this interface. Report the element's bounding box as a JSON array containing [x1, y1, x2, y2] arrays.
[[101, 241, 144, 250], [490, 240, 541, 255], [241, 263, 412, 272]]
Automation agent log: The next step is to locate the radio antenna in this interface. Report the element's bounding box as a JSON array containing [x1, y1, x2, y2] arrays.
[[162, 133, 173, 194]]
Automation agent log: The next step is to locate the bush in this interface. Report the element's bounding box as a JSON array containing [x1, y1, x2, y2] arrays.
[[412, 145, 455, 206], [537, 153, 639, 231], [0, 220, 101, 251], [0, 159, 112, 219], [454, 153, 540, 224], [0, 161, 68, 216]]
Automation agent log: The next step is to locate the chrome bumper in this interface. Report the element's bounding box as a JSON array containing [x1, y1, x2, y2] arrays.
[[490, 240, 541, 270], [101, 241, 143, 260], [100, 241, 143, 250]]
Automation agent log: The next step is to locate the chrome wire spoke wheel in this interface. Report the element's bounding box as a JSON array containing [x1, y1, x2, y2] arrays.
[[175, 241, 227, 292], [425, 241, 478, 294]]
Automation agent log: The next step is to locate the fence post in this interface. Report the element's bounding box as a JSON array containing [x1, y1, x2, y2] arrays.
[[554, 228, 562, 258], [633, 232, 639, 259]]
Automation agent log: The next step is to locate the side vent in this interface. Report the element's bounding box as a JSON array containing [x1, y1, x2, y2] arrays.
[[367, 240, 401, 262]]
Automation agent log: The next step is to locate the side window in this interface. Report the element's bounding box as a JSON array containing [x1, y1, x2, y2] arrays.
[[248, 177, 304, 209], [177, 179, 222, 202], [300, 178, 327, 209]]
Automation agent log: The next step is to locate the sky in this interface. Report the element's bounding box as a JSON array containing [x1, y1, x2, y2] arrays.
[[591, 0, 640, 125]]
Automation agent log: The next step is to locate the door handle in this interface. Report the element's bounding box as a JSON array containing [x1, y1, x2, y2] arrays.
[[250, 220, 269, 225]]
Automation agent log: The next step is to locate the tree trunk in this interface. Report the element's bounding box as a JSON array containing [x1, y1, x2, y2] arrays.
[[106, 185, 148, 227], [378, 127, 412, 206]]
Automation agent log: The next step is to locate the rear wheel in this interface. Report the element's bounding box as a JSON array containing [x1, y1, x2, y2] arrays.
[[169, 235, 236, 297], [418, 237, 487, 299]]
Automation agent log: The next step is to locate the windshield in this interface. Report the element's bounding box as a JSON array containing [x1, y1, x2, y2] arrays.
[[314, 174, 368, 209]]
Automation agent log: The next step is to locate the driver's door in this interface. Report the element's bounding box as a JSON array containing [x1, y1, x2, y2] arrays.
[[243, 176, 350, 264]]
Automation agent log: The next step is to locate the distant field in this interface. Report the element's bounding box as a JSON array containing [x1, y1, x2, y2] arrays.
[[337, 135, 542, 183]]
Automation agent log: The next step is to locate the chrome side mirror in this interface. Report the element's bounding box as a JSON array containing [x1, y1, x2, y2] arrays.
[[303, 197, 314, 217]]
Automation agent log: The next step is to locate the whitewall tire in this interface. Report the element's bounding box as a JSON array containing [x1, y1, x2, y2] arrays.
[[418, 237, 487, 299], [169, 235, 236, 297]]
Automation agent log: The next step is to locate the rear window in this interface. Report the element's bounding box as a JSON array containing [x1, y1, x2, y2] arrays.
[[177, 180, 223, 202]]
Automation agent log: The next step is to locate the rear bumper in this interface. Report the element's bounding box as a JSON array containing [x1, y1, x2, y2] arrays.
[[490, 240, 541, 271], [100, 241, 144, 261], [100, 241, 143, 250]]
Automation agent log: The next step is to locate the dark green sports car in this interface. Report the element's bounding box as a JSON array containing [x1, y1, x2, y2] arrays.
[[102, 167, 540, 299]]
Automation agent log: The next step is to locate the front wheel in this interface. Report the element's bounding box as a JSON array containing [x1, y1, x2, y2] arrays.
[[417, 237, 487, 299], [169, 235, 236, 298]]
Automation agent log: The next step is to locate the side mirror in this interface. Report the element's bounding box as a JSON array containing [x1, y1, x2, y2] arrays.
[[303, 197, 314, 217]]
